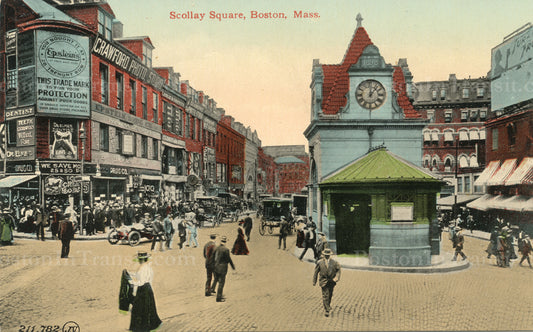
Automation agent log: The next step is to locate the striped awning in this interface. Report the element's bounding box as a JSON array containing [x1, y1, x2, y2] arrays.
[[473, 161, 500, 187], [466, 194, 495, 211], [505, 157, 533, 186], [486, 159, 517, 186]]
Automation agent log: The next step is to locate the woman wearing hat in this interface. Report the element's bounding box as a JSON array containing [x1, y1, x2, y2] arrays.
[[1, 209, 15, 245], [126, 252, 162, 331]]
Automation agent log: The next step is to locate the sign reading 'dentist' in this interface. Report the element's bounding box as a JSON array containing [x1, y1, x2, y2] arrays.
[[36, 30, 90, 117]]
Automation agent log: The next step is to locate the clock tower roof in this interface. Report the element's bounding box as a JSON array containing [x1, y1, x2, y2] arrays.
[[392, 66, 421, 119], [322, 26, 373, 115]]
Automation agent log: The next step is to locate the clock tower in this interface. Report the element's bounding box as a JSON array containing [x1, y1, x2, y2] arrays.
[[304, 14, 429, 238]]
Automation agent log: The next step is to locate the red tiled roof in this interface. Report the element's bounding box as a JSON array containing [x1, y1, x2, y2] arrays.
[[322, 27, 373, 115], [392, 66, 421, 119]]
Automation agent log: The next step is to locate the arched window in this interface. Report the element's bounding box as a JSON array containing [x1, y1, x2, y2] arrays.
[[459, 155, 469, 168]]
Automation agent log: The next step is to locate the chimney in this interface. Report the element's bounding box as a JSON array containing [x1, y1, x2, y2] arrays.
[[112, 20, 123, 39]]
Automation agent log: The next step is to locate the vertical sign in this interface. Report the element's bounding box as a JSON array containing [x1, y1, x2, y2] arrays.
[[36, 31, 90, 116], [16, 117, 35, 147]]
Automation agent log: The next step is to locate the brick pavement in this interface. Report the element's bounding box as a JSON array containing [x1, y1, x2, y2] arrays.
[[1, 217, 532, 331]]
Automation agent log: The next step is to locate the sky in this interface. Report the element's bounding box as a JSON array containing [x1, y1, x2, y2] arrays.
[[107, 0, 533, 148]]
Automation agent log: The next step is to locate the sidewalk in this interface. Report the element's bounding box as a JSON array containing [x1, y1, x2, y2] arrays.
[[13, 230, 108, 241], [294, 247, 470, 273]]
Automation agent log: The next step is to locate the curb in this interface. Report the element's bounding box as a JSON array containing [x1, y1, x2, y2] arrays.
[[13, 232, 108, 241], [294, 248, 471, 274]]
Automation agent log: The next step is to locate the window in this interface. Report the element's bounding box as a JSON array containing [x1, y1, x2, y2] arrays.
[[152, 138, 158, 160], [470, 109, 478, 121], [477, 87, 485, 98], [191, 116, 196, 139], [116, 128, 122, 153], [432, 90, 437, 101], [459, 155, 469, 168], [461, 110, 468, 122], [426, 110, 435, 122], [480, 110, 487, 120], [444, 110, 452, 122], [100, 64, 108, 104], [142, 43, 152, 67], [464, 176, 471, 193], [185, 114, 190, 138], [152, 93, 158, 123], [130, 80, 136, 115], [507, 123, 516, 147], [141, 135, 148, 158], [142, 86, 147, 120], [492, 128, 498, 151], [462, 88, 470, 99], [100, 124, 109, 152], [116, 72, 123, 110], [440, 89, 446, 100], [98, 9, 113, 40], [457, 176, 463, 193]]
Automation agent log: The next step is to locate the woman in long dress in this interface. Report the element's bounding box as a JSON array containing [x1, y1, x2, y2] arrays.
[[128, 252, 162, 331], [231, 226, 249, 255], [1, 210, 15, 245]]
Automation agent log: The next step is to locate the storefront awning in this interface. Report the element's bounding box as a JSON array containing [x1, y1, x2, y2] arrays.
[[505, 157, 533, 186], [473, 161, 500, 187], [490, 195, 516, 210], [140, 174, 162, 181], [0, 175, 37, 188], [162, 141, 185, 149], [437, 194, 482, 207], [163, 174, 187, 183], [486, 159, 517, 186], [504, 195, 532, 212], [466, 194, 496, 211]]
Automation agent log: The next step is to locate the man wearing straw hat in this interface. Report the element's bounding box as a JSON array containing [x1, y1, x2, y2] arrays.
[[313, 248, 341, 317], [212, 236, 235, 302]]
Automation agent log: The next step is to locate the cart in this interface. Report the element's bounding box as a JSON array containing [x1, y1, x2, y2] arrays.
[[217, 192, 241, 222], [258, 197, 292, 235], [196, 196, 222, 227]]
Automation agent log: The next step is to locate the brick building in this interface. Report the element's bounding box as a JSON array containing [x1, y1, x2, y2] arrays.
[[262, 145, 309, 196], [257, 147, 276, 196], [215, 113, 245, 196], [413, 74, 491, 214]]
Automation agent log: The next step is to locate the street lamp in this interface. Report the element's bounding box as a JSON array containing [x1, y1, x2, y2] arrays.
[[35, 159, 42, 208], [79, 122, 86, 235], [454, 133, 459, 220]]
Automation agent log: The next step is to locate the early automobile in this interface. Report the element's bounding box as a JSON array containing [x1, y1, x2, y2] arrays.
[[217, 192, 242, 222], [196, 195, 222, 227]]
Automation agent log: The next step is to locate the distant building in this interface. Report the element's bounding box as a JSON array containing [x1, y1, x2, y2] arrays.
[[413, 74, 491, 213], [262, 145, 309, 196]]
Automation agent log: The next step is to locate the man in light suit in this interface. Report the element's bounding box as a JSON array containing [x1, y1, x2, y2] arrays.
[[212, 236, 235, 302], [313, 248, 341, 317]]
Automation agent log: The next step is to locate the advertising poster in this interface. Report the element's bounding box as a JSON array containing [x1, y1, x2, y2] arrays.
[[2, 1, 533, 332], [36, 30, 90, 116]]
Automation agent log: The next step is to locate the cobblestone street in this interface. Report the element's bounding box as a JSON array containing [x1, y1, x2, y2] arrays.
[[1, 217, 532, 332]]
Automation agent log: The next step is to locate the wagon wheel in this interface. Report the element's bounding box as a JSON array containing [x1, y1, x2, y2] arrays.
[[259, 221, 266, 236], [107, 229, 119, 245], [268, 226, 274, 235]]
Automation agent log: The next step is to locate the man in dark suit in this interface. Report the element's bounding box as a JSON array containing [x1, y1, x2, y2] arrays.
[[313, 248, 341, 317], [212, 236, 235, 302], [59, 213, 75, 258], [243, 215, 253, 241], [299, 223, 317, 261], [203, 234, 217, 296]]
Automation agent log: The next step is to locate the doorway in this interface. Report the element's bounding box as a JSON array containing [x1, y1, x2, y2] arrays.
[[332, 194, 371, 254]]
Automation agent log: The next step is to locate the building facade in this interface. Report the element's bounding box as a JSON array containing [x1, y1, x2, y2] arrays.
[[413, 74, 491, 213]]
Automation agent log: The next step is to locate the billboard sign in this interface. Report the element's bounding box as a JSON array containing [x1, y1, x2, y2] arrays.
[[491, 24, 533, 111], [36, 31, 90, 117]]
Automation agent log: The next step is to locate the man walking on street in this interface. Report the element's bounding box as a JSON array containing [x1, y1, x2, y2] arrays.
[[452, 226, 467, 261], [299, 224, 317, 261], [278, 216, 289, 250], [212, 236, 235, 302], [203, 234, 218, 296], [150, 214, 165, 252], [59, 213, 74, 258], [313, 248, 341, 317], [243, 214, 253, 241]]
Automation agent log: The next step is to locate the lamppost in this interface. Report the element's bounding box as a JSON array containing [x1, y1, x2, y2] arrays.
[[454, 133, 459, 219], [79, 122, 86, 235], [35, 159, 42, 208]]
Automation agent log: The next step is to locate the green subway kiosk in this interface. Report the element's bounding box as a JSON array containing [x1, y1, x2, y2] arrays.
[[319, 147, 443, 267]]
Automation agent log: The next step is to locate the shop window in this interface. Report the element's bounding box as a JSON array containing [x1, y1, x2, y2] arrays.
[[142, 86, 147, 120], [116, 72, 123, 110], [129, 80, 136, 115], [152, 93, 158, 123], [100, 124, 109, 152], [100, 64, 108, 105]]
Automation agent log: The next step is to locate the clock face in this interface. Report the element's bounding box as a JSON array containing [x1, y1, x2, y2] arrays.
[[356, 80, 386, 110]]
